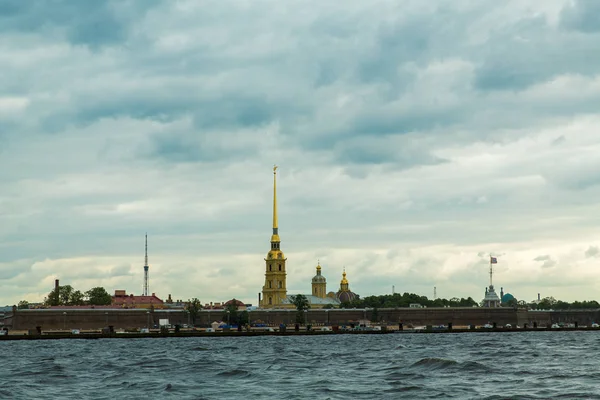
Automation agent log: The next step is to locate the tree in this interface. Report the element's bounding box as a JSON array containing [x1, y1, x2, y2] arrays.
[[86, 287, 112, 305], [223, 300, 239, 326], [289, 294, 310, 324], [237, 310, 249, 326], [17, 300, 29, 310], [44, 285, 85, 306], [70, 290, 85, 305], [186, 298, 203, 326]]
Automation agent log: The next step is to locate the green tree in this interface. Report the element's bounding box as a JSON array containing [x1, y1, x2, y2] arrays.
[[237, 310, 249, 326], [289, 294, 310, 324], [538, 296, 557, 310], [17, 300, 29, 310], [70, 290, 85, 306], [223, 300, 239, 326], [85, 287, 112, 305], [186, 298, 203, 325], [44, 285, 85, 306]]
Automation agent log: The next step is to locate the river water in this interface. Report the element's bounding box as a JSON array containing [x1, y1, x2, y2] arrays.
[[2, 331, 599, 399]]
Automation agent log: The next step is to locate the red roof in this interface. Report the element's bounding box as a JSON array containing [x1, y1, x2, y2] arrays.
[[112, 293, 164, 307]]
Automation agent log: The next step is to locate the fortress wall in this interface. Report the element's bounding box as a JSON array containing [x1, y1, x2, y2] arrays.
[[7, 308, 600, 330], [7, 310, 188, 331]]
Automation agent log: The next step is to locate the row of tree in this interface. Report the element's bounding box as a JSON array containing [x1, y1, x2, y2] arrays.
[[527, 297, 600, 310], [17, 285, 114, 308], [184, 298, 251, 327], [339, 292, 479, 309]]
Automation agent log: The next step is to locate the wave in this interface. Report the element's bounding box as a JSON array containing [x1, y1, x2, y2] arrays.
[[216, 369, 251, 378], [411, 358, 459, 370]]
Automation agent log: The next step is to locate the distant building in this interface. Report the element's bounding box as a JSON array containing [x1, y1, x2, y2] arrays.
[[204, 302, 224, 310], [224, 299, 247, 311], [481, 285, 501, 308], [500, 287, 516, 305], [112, 290, 165, 309]]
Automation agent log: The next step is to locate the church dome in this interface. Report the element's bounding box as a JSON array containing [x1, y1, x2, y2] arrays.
[[312, 262, 326, 283], [501, 293, 515, 303], [335, 269, 358, 303], [336, 290, 357, 304]]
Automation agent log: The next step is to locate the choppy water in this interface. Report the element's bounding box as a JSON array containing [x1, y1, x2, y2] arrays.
[[2, 331, 600, 399]]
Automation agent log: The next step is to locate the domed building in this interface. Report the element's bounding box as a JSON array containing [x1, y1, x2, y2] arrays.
[[279, 261, 342, 308], [311, 261, 327, 298], [336, 269, 359, 304], [501, 288, 516, 305], [482, 285, 501, 307]]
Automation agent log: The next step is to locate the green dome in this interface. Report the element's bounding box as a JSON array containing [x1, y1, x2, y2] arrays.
[[502, 293, 515, 303]]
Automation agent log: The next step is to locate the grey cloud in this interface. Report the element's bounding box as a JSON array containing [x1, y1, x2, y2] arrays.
[[4, 1, 600, 305], [0, 260, 33, 280], [0, 0, 162, 48], [560, 0, 600, 33], [534, 255, 556, 269], [333, 135, 446, 168], [552, 136, 566, 146], [585, 246, 599, 258], [110, 264, 133, 277]]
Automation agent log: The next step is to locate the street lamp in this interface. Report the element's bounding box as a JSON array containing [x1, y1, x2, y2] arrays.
[[325, 309, 329, 325], [226, 310, 230, 326], [304, 309, 308, 326], [105, 312, 108, 327], [63, 312, 67, 330], [146, 311, 150, 330]]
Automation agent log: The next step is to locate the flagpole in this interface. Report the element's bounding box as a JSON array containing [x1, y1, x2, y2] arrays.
[[489, 256, 493, 287]]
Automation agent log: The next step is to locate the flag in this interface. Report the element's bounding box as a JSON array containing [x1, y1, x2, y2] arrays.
[[490, 257, 498, 264]]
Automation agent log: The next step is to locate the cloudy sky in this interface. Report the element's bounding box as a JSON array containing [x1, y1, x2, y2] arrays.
[[2, 0, 600, 307]]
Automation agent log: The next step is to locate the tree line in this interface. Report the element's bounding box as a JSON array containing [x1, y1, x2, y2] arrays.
[[339, 292, 479, 309], [18, 285, 113, 308]]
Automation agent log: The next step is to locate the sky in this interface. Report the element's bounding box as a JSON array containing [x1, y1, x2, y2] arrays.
[[2, 0, 600, 307]]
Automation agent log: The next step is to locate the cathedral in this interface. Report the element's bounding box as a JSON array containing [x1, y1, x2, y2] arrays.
[[260, 166, 359, 309]]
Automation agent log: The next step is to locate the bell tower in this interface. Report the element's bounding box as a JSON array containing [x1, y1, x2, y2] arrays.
[[311, 261, 327, 298], [261, 165, 287, 308]]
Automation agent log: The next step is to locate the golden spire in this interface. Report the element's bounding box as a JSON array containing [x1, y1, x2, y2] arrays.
[[273, 164, 278, 231], [271, 165, 280, 243], [316, 260, 321, 274], [341, 268, 348, 285]]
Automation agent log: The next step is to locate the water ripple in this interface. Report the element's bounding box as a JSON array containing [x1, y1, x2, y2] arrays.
[[2, 332, 600, 398]]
